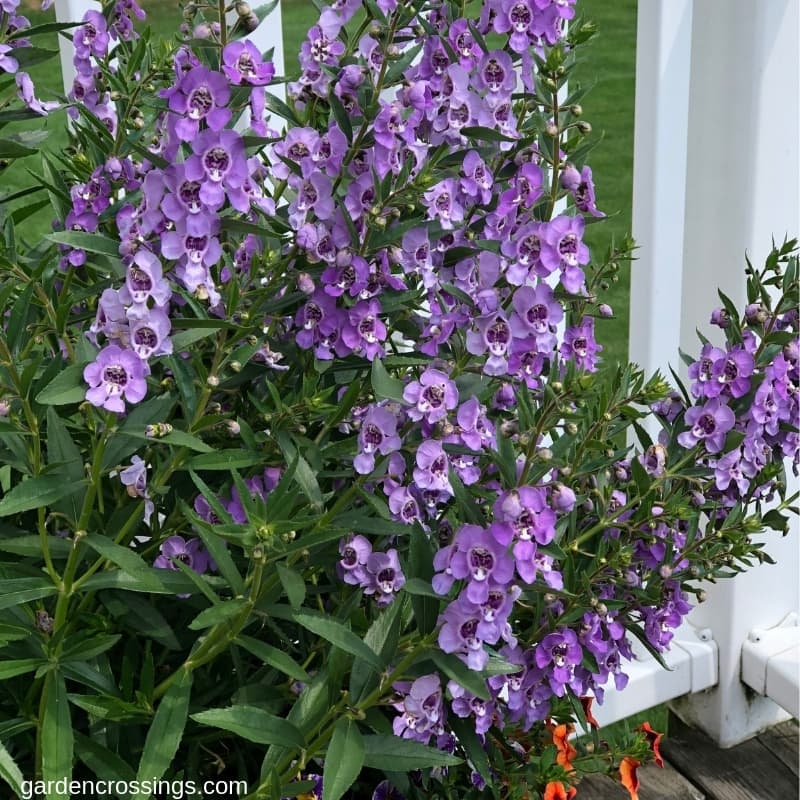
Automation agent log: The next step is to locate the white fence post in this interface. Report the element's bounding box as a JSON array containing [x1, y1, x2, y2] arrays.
[[631, 0, 800, 747]]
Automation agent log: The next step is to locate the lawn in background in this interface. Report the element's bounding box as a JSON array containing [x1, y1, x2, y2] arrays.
[[4, 0, 637, 363]]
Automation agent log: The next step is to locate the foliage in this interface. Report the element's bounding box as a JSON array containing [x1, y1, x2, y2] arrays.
[[0, 1, 797, 799]]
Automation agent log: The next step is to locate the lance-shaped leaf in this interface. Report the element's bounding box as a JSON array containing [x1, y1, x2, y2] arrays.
[[191, 705, 305, 748], [323, 718, 364, 800]]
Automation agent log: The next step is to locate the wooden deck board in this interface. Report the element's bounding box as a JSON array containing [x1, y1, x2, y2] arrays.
[[755, 720, 799, 776], [662, 713, 799, 800], [577, 761, 705, 800]]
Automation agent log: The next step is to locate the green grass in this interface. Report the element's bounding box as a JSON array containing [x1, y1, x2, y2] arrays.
[[571, 0, 637, 365]]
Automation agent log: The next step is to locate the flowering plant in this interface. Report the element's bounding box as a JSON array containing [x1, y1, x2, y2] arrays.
[[0, 1, 797, 799]]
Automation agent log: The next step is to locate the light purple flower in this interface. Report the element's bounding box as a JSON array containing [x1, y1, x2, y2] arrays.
[[354, 404, 402, 474], [678, 397, 736, 454], [154, 535, 211, 574], [392, 674, 445, 743], [363, 548, 405, 606], [221, 40, 275, 85], [84, 344, 148, 413], [336, 534, 372, 585], [403, 368, 458, 424]]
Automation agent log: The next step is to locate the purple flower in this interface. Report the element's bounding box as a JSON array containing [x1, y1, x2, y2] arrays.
[[372, 781, 405, 800], [678, 397, 736, 454], [560, 318, 602, 372], [353, 404, 402, 474], [688, 343, 726, 398], [363, 548, 405, 606], [466, 311, 513, 376], [435, 523, 515, 603], [0, 45, 19, 75], [449, 681, 498, 735], [711, 346, 755, 399], [510, 283, 563, 350], [119, 455, 155, 525], [544, 215, 590, 293], [84, 345, 148, 413], [534, 628, 583, 697], [129, 307, 172, 359], [154, 535, 210, 574], [561, 164, 604, 217], [437, 594, 496, 670], [15, 72, 59, 115], [392, 674, 445, 743], [403, 368, 458, 424], [221, 40, 275, 85], [412, 440, 453, 497], [336, 534, 372, 585], [163, 65, 231, 142], [120, 250, 172, 308]]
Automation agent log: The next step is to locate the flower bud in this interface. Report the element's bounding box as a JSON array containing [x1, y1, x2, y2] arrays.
[[709, 307, 730, 328], [0, 399, 10, 417], [545, 122, 559, 137], [297, 272, 315, 294], [560, 163, 581, 192], [745, 303, 768, 324], [243, 12, 259, 32], [235, 1, 251, 15], [576, 121, 592, 134], [551, 483, 576, 512], [207, 375, 219, 387], [570, 104, 583, 116], [598, 303, 613, 317], [565, 422, 578, 436]]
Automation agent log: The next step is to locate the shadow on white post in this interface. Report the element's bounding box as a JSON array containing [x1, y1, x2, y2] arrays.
[[631, 0, 800, 748]]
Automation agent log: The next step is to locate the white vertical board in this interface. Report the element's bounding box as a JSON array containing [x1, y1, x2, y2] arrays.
[[632, 0, 800, 747]]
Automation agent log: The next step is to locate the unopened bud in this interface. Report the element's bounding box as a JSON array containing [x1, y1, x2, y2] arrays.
[[576, 121, 592, 134], [545, 122, 559, 137], [570, 104, 583, 116], [598, 303, 613, 317], [243, 12, 259, 32], [235, 1, 251, 15], [207, 375, 219, 387]]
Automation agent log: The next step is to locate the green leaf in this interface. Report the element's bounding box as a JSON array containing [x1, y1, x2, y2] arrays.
[[0, 535, 71, 558], [276, 563, 306, 609], [268, 605, 382, 670], [74, 734, 136, 798], [362, 735, 463, 770], [371, 357, 405, 403], [0, 577, 58, 610], [0, 475, 84, 517], [41, 672, 73, 800], [448, 715, 492, 783], [188, 598, 248, 630], [0, 740, 24, 799], [68, 694, 149, 723], [185, 449, 266, 471], [431, 651, 490, 701], [186, 502, 245, 595], [323, 718, 364, 800], [83, 534, 171, 593], [402, 578, 439, 599], [408, 526, 439, 635], [60, 634, 121, 663], [274, 432, 324, 511], [350, 595, 404, 702], [45, 230, 121, 258], [0, 658, 45, 680], [191, 705, 305, 748], [135, 667, 193, 795], [236, 635, 310, 682]]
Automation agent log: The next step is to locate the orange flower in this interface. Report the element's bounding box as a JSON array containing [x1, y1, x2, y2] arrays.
[[552, 723, 577, 772], [637, 721, 664, 767], [579, 696, 600, 729], [543, 780, 577, 800], [619, 756, 641, 800]]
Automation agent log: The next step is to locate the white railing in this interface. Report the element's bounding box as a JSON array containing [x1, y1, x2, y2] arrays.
[[631, 0, 800, 747], [52, 0, 800, 743]]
